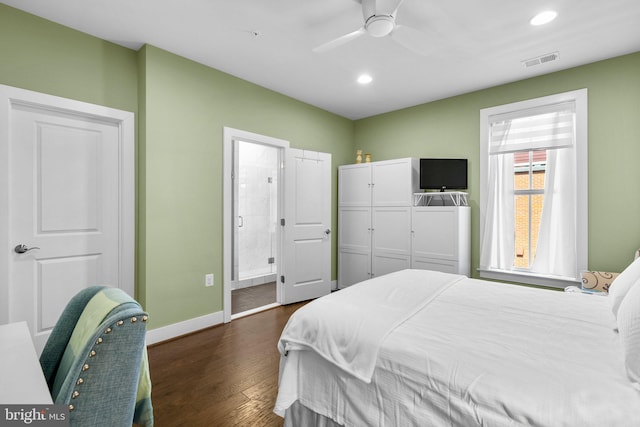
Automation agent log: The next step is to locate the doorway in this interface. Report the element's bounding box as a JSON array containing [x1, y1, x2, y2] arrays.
[[231, 141, 279, 316], [223, 127, 332, 323], [223, 128, 289, 322]]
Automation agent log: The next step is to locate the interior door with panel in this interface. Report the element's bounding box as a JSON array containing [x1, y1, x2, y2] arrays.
[[282, 148, 332, 304], [1, 86, 134, 354]]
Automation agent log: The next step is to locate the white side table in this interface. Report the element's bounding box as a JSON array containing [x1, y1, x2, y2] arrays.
[[0, 321, 53, 404]]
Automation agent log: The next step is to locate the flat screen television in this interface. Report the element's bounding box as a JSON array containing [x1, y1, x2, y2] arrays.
[[420, 158, 468, 191]]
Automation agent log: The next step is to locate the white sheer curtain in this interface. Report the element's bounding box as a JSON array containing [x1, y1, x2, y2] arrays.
[[480, 151, 514, 271], [531, 146, 577, 278]]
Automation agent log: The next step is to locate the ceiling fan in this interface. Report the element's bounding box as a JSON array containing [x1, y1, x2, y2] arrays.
[[313, 0, 430, 55]]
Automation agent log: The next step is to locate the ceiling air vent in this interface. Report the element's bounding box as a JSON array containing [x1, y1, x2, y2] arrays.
[[522, 51, 559, 68]]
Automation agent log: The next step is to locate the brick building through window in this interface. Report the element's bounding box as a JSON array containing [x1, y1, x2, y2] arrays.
[[513, 150, 546, 268]]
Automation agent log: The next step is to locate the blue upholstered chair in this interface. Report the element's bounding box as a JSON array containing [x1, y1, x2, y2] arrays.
[[39, 286, 153, 426]]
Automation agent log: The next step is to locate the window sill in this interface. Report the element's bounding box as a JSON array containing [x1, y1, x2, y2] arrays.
[[478, 268, 580, 289]]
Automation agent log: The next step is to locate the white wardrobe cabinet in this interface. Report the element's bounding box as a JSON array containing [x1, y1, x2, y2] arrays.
[[411, 206, 470, 276], [338, 158, 419, 288]]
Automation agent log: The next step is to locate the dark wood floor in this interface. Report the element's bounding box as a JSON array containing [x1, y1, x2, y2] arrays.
[[147, 301, 306, 426], [232, 282, 276, 314]]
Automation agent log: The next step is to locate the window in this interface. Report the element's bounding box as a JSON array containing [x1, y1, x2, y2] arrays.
[[479, 89, 588, 288], [513, 150, 546, 269]]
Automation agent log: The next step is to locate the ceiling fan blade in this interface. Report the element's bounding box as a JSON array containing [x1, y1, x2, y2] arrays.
[[390, 24, 432, 56], [313, 27, 366, 53]]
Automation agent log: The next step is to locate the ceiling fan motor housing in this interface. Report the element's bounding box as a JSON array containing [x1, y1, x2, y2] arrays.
[[365, 15, 395, 37]]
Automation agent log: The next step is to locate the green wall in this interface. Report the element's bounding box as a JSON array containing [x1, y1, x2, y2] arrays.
[[355, 52, 640, 276], [0, 5, 354, 329], [0, 4, 137, 113], [138, 45, 353, 327], [2, 4, 640, 331]]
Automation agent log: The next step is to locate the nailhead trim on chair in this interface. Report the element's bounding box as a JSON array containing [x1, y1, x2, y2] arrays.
[[68, 314, 149, 418]]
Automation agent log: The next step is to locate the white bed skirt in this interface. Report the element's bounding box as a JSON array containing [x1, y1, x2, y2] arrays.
[[284, 401, 343, 427]]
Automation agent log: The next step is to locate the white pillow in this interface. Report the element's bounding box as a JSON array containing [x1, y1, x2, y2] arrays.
[[616, 276, 640, 386], [609, 257, 640, 318]]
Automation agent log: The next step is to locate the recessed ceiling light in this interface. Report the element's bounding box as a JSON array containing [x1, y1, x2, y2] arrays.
[[357, 74, 373, 84], [530, 10, 557, 26]]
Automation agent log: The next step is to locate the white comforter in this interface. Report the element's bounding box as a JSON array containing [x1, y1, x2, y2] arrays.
[[278, 269, 464, 382], [275, 269, 640, 426]]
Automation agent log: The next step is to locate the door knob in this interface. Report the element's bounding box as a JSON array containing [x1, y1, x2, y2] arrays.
[[14, 244, 40, 254]]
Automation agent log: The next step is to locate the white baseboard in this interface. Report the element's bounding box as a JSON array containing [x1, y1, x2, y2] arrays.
[[331, 279, 338, 291], [146, 310, 224, 345]]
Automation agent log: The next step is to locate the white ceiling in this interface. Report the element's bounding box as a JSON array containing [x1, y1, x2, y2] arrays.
[[3, 0, 640, 119]]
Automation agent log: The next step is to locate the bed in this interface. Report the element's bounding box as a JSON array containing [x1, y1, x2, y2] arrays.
[[274, 266, 640, 426]]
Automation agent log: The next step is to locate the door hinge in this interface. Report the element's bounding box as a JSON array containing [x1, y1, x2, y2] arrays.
[[280, 218, 285, 226], [280, 275, 285, 283], [268, 257, 275, 264]]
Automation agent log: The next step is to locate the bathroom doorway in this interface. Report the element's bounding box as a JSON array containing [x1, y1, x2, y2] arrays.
[[231, 140, 279, 316]]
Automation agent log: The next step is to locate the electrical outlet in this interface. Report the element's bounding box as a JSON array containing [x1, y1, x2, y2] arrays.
[[205, 273, 214, 287]]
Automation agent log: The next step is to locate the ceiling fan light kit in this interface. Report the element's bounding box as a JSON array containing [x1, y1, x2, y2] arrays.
[[365, 15, 395, 37]]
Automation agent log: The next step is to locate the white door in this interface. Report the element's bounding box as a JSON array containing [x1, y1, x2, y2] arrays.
[[0, 85, 134, 354], [281, 148, 331, 304]]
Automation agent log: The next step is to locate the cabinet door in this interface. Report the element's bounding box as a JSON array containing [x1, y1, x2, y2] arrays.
[[338, 163, 371, 206], [412, 207, 459, 260], [412, 256, 460, 274], [338, 207, 371, 251], [372, 207, 412, 256], [371, 158, 418, 206], [338, 249, 371, 288], [372, 253, 411, 278]]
